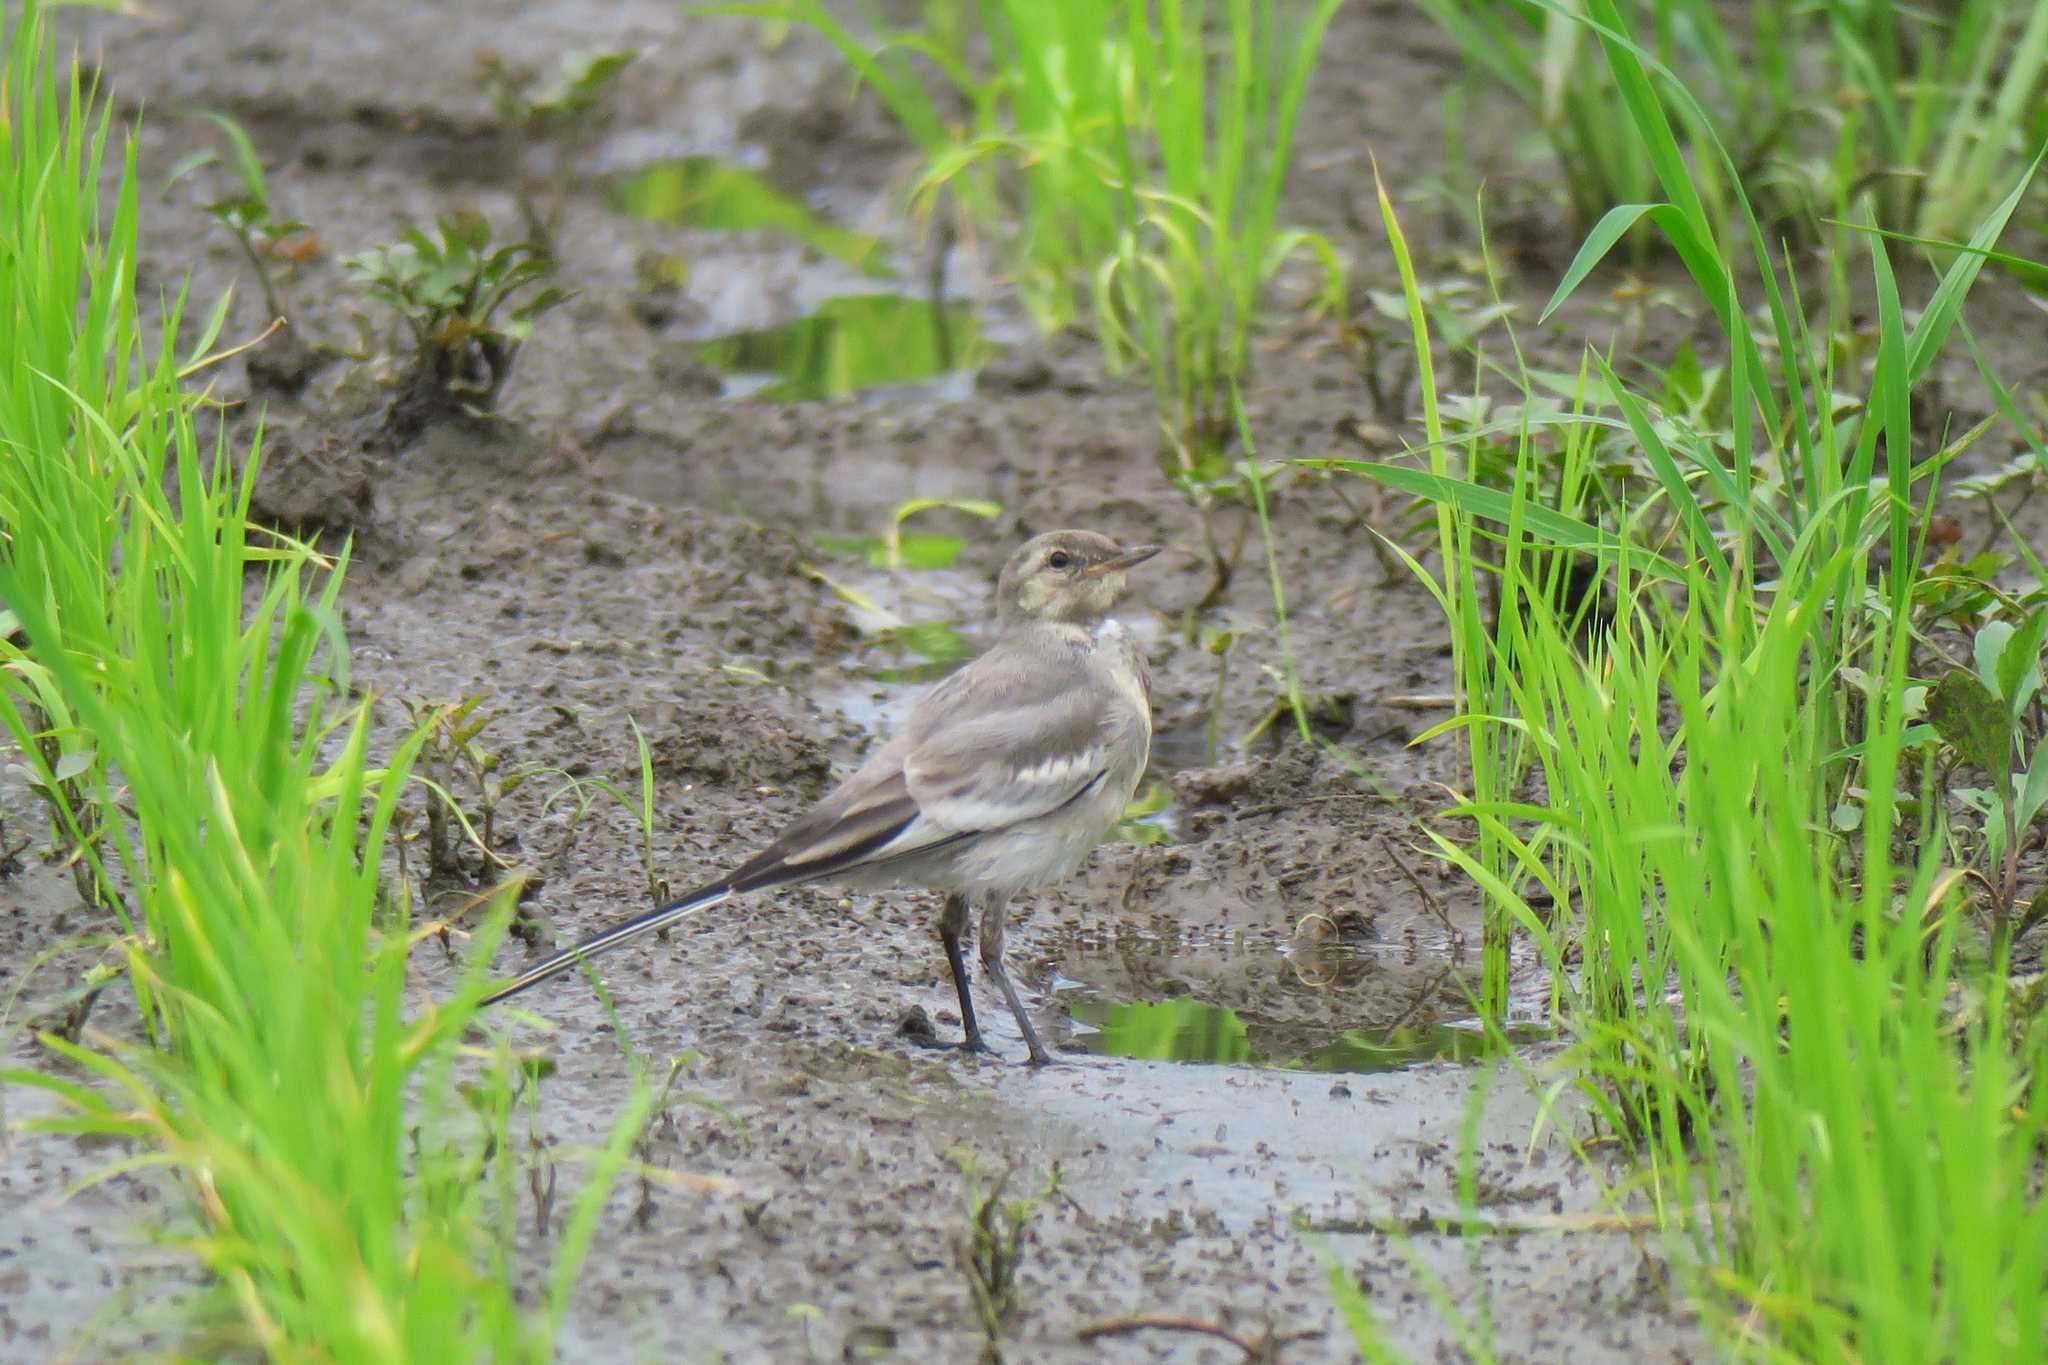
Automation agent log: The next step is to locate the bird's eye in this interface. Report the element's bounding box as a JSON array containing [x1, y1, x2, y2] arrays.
[[1047, 550, 1073, 570]]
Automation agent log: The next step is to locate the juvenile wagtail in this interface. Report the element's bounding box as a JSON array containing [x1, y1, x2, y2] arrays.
[[482, 529, 1160, 1065]]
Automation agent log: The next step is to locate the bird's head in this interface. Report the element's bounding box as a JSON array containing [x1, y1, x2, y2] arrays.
[[996, 530, 1161, 628]]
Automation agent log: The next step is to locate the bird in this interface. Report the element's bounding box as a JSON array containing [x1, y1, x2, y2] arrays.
[[481, 529, 1160, 1065]]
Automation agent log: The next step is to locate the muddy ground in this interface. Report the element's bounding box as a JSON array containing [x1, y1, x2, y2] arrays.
[[4, 0, 2044, 1360]]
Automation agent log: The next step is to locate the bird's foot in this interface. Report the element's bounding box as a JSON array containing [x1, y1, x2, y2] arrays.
[[955, 1030, 995, 1056], [904, 1031, 993, 1056]]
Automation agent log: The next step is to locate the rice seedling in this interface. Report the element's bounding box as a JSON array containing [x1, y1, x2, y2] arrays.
[[709, 2, 1344, 615], [1417, 0, 1827, 249], [1316, 0, 2048, 1354], [697, 0, 1013, 289], [1411, 0, 1660, 241], [1822, 0, 2048, 243], [956, 0, 1346, 615], [700, 0, 1112, 330], [558, 716, 672, 912], [948, 1149, 1057, 1358], [0, 5, 649, 1355], [1086, 0, 1345, 489], [1425, 0, 2048, 258]]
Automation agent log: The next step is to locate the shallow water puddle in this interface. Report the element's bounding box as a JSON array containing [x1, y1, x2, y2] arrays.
[[697, 293, 998, 400], [608, 156, 890, 275], [1066, 994, 1551, 1072]]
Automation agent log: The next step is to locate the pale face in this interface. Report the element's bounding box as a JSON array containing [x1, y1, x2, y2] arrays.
[[997, 531, 1156, 626]]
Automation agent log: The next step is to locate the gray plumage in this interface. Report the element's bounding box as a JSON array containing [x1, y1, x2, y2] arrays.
[[481, 529, 1159, 1065]]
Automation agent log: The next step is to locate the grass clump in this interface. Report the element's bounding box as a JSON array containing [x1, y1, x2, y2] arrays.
[[0, 5, 649, 1356], [1080, 0, 1345, 504], [707, 0, 1344, 612], [1321, 0, 2048, 1356], [1419, 0, 2048, 256]]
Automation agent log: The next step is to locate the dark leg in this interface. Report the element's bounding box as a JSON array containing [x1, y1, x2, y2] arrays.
[[979, 894, 1053, 1066], [937, 893, 989, 1054]]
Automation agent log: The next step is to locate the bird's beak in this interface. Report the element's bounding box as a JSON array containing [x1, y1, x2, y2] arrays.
[[1085, 544, 1162, 577]]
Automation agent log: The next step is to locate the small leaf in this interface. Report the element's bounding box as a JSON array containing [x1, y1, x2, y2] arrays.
[[888, 495, 1002, 529], [51, 750, 97, 784], [1539, 202, 1663, 323], [201, 111, 269, 205], [1926, 669, 2014, 785], [888, 532, 966, 570], [1995, 609, 2047, 713], [1973, 620, 2015, 697], [1121, 782, 1173, 821], [530, 49, 635, 117], [162, 146, 220, 189]]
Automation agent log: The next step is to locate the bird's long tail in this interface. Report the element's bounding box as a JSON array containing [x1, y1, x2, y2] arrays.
[[479, 881, 734, 1006]]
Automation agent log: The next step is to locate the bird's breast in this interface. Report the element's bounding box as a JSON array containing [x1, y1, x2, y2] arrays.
[[1087, 619, 1153, 732]]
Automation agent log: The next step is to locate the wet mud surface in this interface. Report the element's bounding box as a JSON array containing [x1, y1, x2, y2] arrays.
[[6, 0, 2043, 1359]]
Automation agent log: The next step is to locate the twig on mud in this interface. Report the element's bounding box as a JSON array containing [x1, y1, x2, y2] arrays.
[[1305, 1208, 1676, 1237], [1379, 692, 1457, 709], [1076, 1314, 1320, 1361], [1377, 833, 1461, 947]]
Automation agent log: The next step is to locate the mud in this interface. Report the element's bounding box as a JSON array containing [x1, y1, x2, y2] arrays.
[[6, 0, 2043, 1359]]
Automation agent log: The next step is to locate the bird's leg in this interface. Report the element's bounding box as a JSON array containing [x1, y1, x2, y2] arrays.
[[937, 893, 990, 1054], [978, 894, 1054, 1066]]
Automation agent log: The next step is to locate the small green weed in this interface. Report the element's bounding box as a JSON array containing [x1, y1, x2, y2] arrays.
[[346, 211, 569, 433], [948, 1150, 1055, 1363], [1927, 611, 2048, 948], [401, 696, 536, 883], [811, 496, 1004, 570], [166, 110, 311, 322], [475, 46, 636, 249]]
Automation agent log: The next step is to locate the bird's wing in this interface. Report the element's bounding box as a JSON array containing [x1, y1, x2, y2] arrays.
[[724, 635, 1124, 889], [722, 737, 935, 891], [898, 648, 1122, 831]]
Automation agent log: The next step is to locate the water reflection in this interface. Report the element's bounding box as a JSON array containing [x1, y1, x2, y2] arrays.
[[697, 295, 996, 401], [814, 531, 973, 571], [1069, 996, 1549, 1073], [861, 620, 974, 684], [1078, 996, 1253, 1065], [609, 157, 889, 275]]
